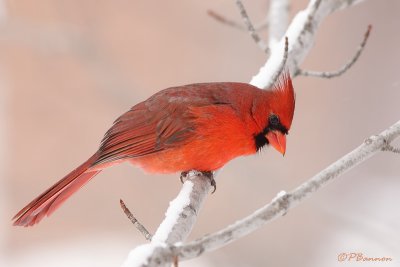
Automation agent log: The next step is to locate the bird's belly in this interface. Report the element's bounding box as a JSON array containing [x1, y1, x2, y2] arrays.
[[129, 140, 253, 174]]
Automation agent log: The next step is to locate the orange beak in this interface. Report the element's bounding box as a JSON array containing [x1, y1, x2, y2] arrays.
[[266, 131, 286, 156]]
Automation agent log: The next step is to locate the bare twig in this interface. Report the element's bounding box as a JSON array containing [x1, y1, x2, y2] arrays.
[[235, 0, 269, 54], [296, 25, 372, 78], [207, 9, 245, 30], [120, 199, 153, 241], [207, 9, 268, 32]]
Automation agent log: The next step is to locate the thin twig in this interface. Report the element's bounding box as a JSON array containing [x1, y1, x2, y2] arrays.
[[120, 199, 153, 241], [207, 9, 268, 31], [207, 9, 245, 30], [296, 25, 372, 78], [235, 0, 269, 54]]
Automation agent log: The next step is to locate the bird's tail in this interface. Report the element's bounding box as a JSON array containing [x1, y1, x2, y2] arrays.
[[13, 153, 101, 227]]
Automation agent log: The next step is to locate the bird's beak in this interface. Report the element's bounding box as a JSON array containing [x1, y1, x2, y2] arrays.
[[266, 131, 286, 156]]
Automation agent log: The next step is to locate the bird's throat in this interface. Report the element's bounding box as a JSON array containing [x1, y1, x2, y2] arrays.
[[254, 132, 268, 152]]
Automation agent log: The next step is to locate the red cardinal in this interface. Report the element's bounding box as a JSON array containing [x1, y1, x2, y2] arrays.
[[13, 74, 295, 227]]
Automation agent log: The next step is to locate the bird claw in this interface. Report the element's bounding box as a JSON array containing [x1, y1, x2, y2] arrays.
[[180, 171, 188, 184], [179, 170, 217, 194], [209, 176, 217, 194]]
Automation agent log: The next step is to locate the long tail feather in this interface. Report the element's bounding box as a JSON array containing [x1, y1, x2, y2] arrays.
[[13, 153, 101, 227]]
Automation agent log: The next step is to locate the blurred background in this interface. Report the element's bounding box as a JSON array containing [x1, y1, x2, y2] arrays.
[[1, 0, 399, 266]]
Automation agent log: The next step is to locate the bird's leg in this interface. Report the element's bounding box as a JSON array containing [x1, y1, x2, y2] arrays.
[[179, 170, 216, 193]]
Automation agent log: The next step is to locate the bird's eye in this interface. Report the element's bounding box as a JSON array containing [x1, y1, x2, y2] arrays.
[[269, 114, 280, 126]]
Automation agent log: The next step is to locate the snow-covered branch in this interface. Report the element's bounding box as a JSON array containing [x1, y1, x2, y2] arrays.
[[268, 0, 289, 46], [122, 172, 212, 267]]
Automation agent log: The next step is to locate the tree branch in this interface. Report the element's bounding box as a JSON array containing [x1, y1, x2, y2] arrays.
[[296, 25, 372, 78], [152, 172, 212, 244], [268, 0, 290, 46], [207, 10, 268, 32], [207, 9, 245, 30]]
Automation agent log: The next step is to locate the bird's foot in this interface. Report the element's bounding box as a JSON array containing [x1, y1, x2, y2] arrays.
[[180, 171, 188, 184], [179, 170, 216, 194]]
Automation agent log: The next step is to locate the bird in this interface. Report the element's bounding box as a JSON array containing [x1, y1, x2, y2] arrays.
[[13, 73, 295, 227]]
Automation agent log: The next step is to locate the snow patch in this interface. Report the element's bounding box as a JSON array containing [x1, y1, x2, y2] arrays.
[[272, 190, 287, 202], [249, 5, 309, 89], [121, 242, 165, 267], [152, 181, 194, 242]]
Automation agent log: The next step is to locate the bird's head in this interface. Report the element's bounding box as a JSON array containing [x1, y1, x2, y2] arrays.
[[252, 73, 295, 155]]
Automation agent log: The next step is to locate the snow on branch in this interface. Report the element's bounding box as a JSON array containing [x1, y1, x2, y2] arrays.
[[268, 0, 289, 46], [207, 9, 268, 32]]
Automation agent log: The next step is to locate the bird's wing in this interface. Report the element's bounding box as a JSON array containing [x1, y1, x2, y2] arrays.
[[93, 84, 233, 166]]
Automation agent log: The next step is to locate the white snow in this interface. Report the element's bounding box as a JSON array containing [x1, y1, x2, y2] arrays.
[[250, 38, 286, 89], [121, 242, 165, 267], [249, 4, 309, 89], [152, 181, 194, 242], [272, 190, 287, 202]]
